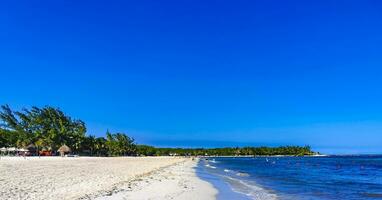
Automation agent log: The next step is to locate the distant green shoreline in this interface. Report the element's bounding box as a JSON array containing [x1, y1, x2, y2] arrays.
[[200, 154, 325, 157], [1, 105, 316, 157], [136, 145, 316, 156]]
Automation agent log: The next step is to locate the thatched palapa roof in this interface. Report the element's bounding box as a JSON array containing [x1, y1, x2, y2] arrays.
[[58, 145, 71, 153]]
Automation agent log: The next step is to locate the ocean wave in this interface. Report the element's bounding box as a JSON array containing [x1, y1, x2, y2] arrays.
[[221, 168, 250, 177], [236, 172, 250, 177], [205, 164, 217, 169], [220, 175, 278, 200]]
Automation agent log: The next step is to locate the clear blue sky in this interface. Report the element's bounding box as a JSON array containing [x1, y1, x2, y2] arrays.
[[1, 0, 382, 154]]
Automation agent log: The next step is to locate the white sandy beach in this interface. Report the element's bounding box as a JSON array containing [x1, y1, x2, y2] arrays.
[[0, 156, 217, 200]]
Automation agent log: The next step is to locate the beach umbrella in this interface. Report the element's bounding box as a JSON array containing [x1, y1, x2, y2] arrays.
[[7, 147, 16, 152], [6, 147, 16, 156], [19, 148, 29, 152]]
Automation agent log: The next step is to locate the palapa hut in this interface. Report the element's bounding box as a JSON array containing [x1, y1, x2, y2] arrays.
[[0, 147, 6, 156], [58, 145, 71, 157], [5, 147, 16, 156]]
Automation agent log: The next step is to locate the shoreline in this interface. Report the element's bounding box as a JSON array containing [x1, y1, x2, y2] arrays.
[[198, 157, 279, 200], [95, 158, 217, 200], [0, 156, 217, 200], [196, 160, 252, 200]]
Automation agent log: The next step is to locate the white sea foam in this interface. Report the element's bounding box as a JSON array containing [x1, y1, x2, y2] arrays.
[[209, 159, 219, 164], [220, 175, 278, 200], [205, 164, 217, 169], [236, 172, 250, 177]]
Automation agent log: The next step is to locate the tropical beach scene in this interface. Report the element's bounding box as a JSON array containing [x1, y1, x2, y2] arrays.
[[1, 1, 382, 200]]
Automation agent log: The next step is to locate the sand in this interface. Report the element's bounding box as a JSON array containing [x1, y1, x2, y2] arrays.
[[95, 159, 217, 200], [0, 156, 217, 200]]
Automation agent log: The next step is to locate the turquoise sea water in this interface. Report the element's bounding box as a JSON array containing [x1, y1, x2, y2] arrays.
[[197, 155, 382, 200]]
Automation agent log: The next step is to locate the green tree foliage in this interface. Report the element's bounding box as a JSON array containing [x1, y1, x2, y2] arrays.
[[106, 131, 136, 156], [94, 137, 108, 156], [136, 145, 157, 156], [0, 104, 315, 157], [80, 135, 96, 155], [0, 129, 17, 147], [0, 105, 86, 153], [135, 145, 315, 156]]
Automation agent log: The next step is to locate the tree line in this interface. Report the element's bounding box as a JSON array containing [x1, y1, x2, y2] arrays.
[[137, 145, 315, 156], [0, 105, 315, 156]]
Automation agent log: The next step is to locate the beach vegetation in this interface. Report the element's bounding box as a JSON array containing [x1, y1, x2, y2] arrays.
[[0, 105, 315, 156]]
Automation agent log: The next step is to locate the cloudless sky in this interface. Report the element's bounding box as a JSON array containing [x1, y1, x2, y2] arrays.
[[1, 0, 382, 154]]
